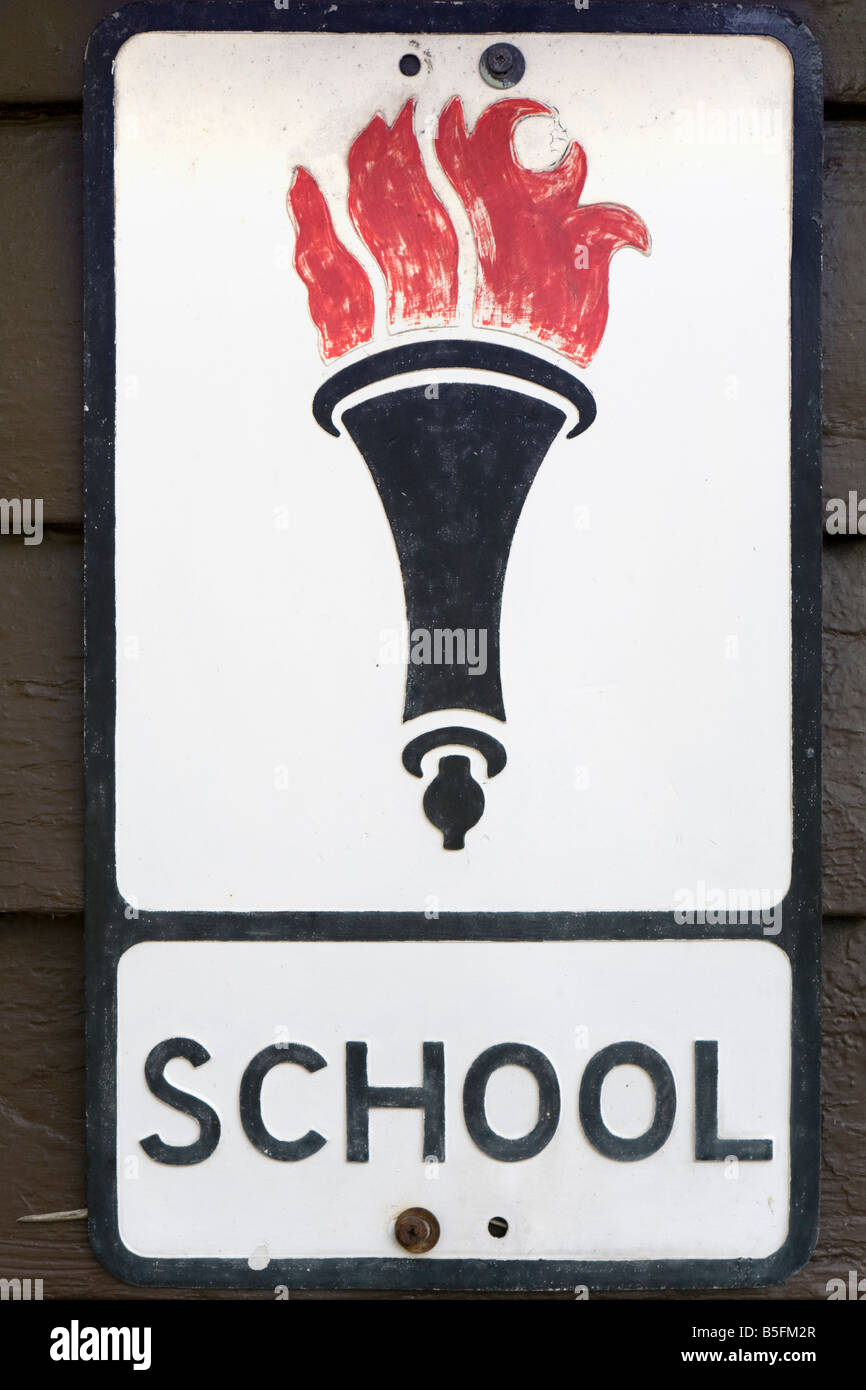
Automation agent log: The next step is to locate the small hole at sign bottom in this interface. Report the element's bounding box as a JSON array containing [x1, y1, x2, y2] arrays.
[[399, 54, 421, 76], [488, 1216, 508, 1238]]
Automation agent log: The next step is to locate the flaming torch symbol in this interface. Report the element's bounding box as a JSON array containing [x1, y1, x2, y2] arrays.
[[288, 97, 649, 849]]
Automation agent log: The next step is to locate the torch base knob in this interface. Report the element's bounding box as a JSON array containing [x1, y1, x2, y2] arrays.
[[422, 754, 485, 851]]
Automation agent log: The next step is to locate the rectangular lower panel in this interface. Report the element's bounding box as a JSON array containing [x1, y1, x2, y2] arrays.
[[116, 939, 791, 1265]]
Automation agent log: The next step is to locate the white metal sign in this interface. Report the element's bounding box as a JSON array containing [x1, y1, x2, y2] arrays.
[[84, 3, 822, 1291]]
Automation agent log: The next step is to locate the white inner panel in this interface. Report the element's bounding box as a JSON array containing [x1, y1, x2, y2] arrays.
[[113, 32, 793, 911]]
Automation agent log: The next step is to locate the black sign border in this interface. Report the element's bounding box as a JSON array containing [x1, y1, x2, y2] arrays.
[[84, 1, 822, 1293]]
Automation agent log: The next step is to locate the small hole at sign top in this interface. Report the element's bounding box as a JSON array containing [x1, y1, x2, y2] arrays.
[[488, 1216, 508, 1238], [400, 54, 421, 77]]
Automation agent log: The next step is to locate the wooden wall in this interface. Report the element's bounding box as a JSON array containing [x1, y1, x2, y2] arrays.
[[0, 0, 863, 1298]]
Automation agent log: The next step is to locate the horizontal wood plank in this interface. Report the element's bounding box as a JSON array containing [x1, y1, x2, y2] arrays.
[[823, 540, 866, 913], [0, 914, 861, 1298], [0, 121, 82, 521], [1, 117, 864, 523], [0, 0, 865, 105], [0, 534, 863, 914], [0, 534, 82, 913], [823, 122, 866, 501]]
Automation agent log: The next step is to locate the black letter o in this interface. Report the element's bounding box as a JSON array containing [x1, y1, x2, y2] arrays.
[[463, 1043, 560, 1161], [579, 1042, 675, 1161]]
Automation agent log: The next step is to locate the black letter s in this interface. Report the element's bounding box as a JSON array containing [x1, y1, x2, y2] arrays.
[[140, 1037, 221, 1165]]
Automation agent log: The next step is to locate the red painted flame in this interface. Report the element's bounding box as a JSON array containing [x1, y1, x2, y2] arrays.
[[288, 97, 649, 366], [287, 167, 374, 359], [435, 97, 650, 366], [348, 100, 459, 332]]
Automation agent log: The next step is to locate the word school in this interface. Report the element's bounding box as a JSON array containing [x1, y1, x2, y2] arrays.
[[140, 1037, 773, 1166]]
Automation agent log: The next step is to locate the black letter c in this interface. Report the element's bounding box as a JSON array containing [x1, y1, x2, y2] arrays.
[[240, 1043, 327, 1161]]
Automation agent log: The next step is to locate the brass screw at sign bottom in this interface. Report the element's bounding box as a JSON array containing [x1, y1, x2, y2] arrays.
[[394, 1207, 440, 1254]]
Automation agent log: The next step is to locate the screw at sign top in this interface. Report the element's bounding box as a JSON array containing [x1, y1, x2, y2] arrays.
[[480, 43, 525, 89]]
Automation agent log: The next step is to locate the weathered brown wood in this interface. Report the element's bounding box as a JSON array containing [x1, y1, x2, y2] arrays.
[[1, 534, 864, 914], [823, 539, 866, 914], [0, 0, 864, 105], [0, 914, 861, 1298], [2, 117, 864, 523], [794, 0, 866, 104], [823, 122, 866, 503], [0, 0, 135, 104], [0, 533, 82, 913], [0, 119, 82, 522]]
